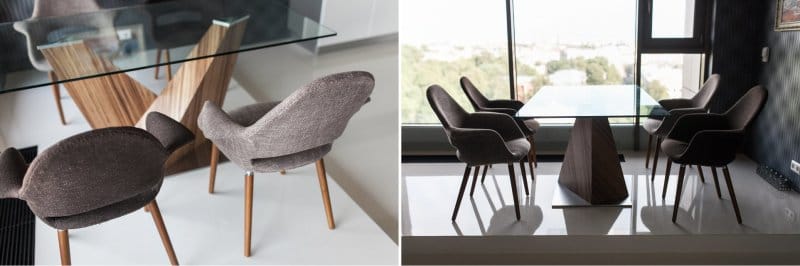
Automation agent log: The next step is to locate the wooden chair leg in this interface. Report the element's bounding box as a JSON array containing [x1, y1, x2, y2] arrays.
[[662, 158, 672, 199], [280, 169, 286, 175], [147, 201, 179, 265], [722, 166, 743, 224], [57, 229, 71, 266], [507, 163, 521, 220], [469, 165, 480, 197], [672, 164, 687, 223], [315, 159, 335, 229], [244, 171, 254, 257], [651, 136, 662, 181], [451, 166, 471, 221], [49, 72, 66, 125], [519, 161, 529, 196], [154, 49, 162, 79], [480, 165, 488, 183], [165, 49, 172, 80], [529, 135, 538, 168], [696, 165, 706, 183], [711, 167, 722, 198], [208, 144, 219, 194], [645, 134, 653, 168]]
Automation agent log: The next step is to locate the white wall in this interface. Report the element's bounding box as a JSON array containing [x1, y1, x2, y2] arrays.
[[318, 0, 399, 46]]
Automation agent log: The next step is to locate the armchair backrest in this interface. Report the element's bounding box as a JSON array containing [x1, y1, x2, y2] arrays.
[[460, 76, 490, 110], [32, 0, 100, 18], [691, 74, 721, 110], [427, 85, 468, 131], [723, 85, 767, 130], [19, 127, 168, 219]]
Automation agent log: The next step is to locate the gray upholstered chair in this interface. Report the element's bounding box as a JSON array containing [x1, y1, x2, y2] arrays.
[[0, 112, 193, 265], [645, 74, 721, 180], [427, 85, 530, 221], [662, 85, 766, 224], [13, 0, 119, 125], [197, 71, 374, 257], [460, 76, 539, 177]]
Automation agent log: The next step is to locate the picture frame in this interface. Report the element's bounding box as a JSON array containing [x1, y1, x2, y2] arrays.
[[776, 0, 800, 31]]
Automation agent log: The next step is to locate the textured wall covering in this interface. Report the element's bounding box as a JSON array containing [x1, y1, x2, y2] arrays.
[[750, 0, 800, 188]]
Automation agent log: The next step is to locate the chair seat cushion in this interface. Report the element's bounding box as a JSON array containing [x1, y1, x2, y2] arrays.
[[505, 138, 531, 159], [523, 119, 540, 133], [250, 144, 332, 173], [643, 118, 663, 135], [661, 139, 689, 160], [228, 101, 282, 126]]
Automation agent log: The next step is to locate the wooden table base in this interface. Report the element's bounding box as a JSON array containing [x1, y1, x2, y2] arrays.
[[558, 117, 629, 204]]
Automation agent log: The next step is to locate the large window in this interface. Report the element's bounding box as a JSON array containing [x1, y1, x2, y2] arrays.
[[400, 0, 510, 124]]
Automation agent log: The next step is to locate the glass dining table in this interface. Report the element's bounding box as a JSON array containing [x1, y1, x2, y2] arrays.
[[0, 0, 336, 174], [517, 85, 664, 207]]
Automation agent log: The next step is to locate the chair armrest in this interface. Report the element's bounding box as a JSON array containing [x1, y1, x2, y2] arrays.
[[463, 112, 526, 141], [653, 107, 707, 135], [477, 107, 517, 116], [666, 113, 728, 143], [0, 148, 27, 199], [448, 128, 515, 164], [197, 101, 246, 140], [680, 129, 744, 165], [145, 112, 195, 154], [487, 99, 524, 110], [658, 98, 694, 110]]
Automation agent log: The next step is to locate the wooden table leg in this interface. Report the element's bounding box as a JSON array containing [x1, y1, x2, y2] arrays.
[[558, 117, 628, 204]]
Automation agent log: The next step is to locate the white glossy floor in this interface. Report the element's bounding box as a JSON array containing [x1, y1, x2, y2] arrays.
[[402, 152, 800, 237]]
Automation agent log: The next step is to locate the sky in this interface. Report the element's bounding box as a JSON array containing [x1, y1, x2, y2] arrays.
[[401, 0, 691, 46]]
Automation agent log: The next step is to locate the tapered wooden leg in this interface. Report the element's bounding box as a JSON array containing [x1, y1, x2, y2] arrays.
[[208, 144, 219, 194], [315, 159, 335, 229], [154, 49, 162, 79], [469, 165, 480, 197], [529, 135, 538, 168], [711, 167, 722, 198], [662, 159, 672, 199], [57, 229, 71, 266], [148, 201, 179, 265], [165, 49, 172, 80], [696, 165, 706, 183], [49, 72, 66, 125], [480, 165, 488, 183], [645, 134, 653, 168], [651, 137, 662, 181], [507, 163, 521, 220], [244, 171, 254, 257], [722, 166, 742, 224], [519, 161, 529, 196], [451, 166, 471, 221], [280, 169, 286, 175], [672, 164, 687, 223]]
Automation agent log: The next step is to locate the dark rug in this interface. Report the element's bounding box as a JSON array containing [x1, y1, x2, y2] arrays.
[[0, 146, 37, 265], [402, 154, 626, 163]]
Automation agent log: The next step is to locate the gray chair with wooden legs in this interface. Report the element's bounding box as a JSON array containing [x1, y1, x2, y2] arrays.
[[662, 85, 767, 224], [0, 112, 193, 265], [645, 74, 721, 180], [198, 71, 374, 257], [12, 0, 119, 125], [427, 85, 530, 221], [460, 76, 539, 180]]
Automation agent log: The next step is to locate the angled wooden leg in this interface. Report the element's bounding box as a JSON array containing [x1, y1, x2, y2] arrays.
[[280, 169, 286, 175], [651, 136, 662, 181], [711, 167, 722, 198], [49, 72, 66, 125], [165, 49, 173, 81], [451, 166, 471, 221], [57, 229, 71, 266], [529, 135, 538, 168], [469, 165, 480, 197], [147, 201, 179, 265], [645, 134, 653, 168], [480, 165, 488, 183], [208, 144, 219, 194], [696, 165, 706, 183], [315, 159, 335, 229], [244, 171, 254, 257], [662, 159, 672, 199], [507, 163, 521, 220], [672, 164, 687, 223], [722, 166, 742, 224], [519, 161, 529, 196], [154, 49, 162, 79]]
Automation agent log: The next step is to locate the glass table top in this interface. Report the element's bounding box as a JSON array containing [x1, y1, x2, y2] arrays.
[[516, 85, 665, 118], [0, 0, 336, 94]]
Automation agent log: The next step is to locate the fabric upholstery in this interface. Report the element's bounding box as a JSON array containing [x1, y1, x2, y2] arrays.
[[427, 85, 529, 166], [42, 185, 160, 230], [0, 148, 27, 199], [646, 74, 722, 137], [459, 76, 538, 135], [198, 71, 374, 172], [145, 112, 195, 153]]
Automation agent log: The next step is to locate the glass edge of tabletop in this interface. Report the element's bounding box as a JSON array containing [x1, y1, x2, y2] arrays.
[[0, 0, 337, 94], [514, 85, 668, 120]]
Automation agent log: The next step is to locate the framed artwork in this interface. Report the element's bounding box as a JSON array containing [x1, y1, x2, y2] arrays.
[[776, 0, 800, 31]]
